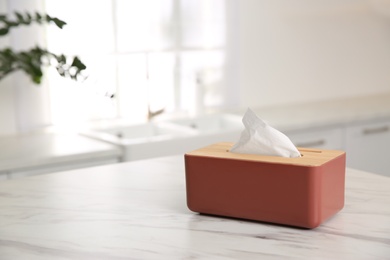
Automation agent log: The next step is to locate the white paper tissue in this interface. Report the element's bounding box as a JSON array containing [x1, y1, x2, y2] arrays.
[[230, 108, 301, 158]]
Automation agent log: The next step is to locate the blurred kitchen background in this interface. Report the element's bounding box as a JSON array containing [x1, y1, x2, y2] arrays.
[[1, 0, 390, 179]]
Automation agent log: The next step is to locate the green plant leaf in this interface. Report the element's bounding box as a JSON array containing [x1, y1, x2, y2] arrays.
[[35, 12, 42, 23], [14, 11, 29, 25], [0, 12, 87, 84], [71, 56, 86, 70], [14, 12, 24, 21], [32, 75, 42, 84], [0, 28, 9, 36], [26, 13, 32, 21], [51, 18, 66, 29], [56, 54, 66, 64]]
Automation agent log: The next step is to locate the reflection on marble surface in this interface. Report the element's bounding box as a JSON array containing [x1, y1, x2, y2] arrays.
[[0, 156, 389, 259]]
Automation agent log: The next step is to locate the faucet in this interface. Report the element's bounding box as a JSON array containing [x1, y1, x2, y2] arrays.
[[147, 105, 165, 121]]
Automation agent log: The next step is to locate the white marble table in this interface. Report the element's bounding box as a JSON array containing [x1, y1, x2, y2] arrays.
[[0, 155, 389, 259]]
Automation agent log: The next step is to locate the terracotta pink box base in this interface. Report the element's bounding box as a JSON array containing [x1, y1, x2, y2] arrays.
[[185, 142, 346, 229]]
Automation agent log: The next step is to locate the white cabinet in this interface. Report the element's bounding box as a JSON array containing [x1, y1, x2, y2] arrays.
[[284, 120, 390, 177], [285, 127, 344, 150], [346, 119, 390, 177]]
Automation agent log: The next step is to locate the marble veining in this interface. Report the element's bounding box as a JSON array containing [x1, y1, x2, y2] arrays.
[[0, 156, 389, 259]]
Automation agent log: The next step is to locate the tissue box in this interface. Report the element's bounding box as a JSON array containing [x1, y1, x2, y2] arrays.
[[184, 142, 346, 229]]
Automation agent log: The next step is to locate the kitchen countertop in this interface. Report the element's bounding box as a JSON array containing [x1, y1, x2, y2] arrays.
[[0, 132, 121, 173], [91, 92, 390, 132], [231, 92, 390, 132], [0, 155, 389, 259]]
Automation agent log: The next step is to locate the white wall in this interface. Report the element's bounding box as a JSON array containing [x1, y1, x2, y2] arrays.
[[237, 0, 390, 108], [0, 77, 17, 136], [0, 0, 17, 136], [3, 0, 390, 136], [0, 0, 51, 136]]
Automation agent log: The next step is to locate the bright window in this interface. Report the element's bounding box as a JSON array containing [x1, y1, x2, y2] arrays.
[[45, 0, 228, 126]]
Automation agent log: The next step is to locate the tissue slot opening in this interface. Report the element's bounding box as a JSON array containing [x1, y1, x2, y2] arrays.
[[299, 149, 322, 153], [227, 149, 308, 158]]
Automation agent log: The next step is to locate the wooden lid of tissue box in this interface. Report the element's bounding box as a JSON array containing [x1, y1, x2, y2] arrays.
[[184, 142, 346, 229]]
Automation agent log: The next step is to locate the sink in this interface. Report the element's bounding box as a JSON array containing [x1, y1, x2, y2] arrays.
[[166, 114, 242, 133], [80, 122, 197, 161], [92, 122, 194, 143], [164, 113, 243, 151], [81, 114, 243, 162]]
